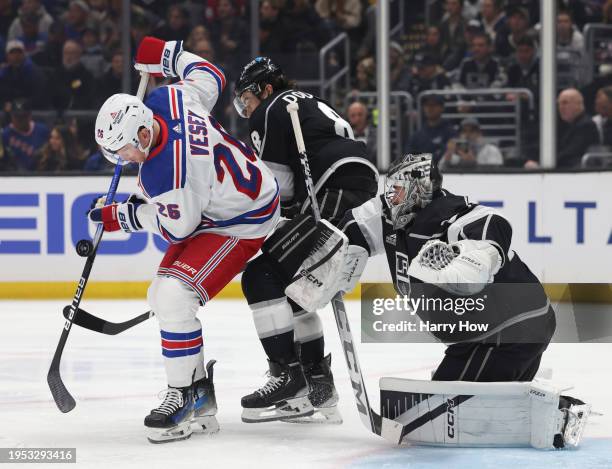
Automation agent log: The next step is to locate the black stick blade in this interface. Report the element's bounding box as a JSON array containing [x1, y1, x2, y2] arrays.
[[47, 369, 76, 413], [62, 306, 153, 335]]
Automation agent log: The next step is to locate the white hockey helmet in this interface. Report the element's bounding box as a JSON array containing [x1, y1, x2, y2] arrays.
[[384, 153, 442, 229], [95, 93, 154, 165]]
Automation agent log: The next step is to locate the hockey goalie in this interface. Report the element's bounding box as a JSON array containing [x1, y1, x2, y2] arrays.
[[283, 153, 591, 449]]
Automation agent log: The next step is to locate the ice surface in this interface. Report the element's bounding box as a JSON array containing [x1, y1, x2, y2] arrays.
[[0, 299, 610, 469]]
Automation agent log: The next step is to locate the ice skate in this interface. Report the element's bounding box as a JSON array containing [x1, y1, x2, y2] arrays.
[[284, 354, 342, 424], [241, 360, 314, 423], [145, 361, 219, 443], [191, 360, 220, 435]]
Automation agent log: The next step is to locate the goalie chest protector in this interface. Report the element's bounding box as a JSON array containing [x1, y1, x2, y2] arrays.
[[380, 191, 554, 344]]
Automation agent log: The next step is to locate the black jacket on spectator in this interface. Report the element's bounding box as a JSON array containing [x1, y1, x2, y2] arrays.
[[507, 56, 539, 103], [32, 41, 65, 70], [557, 113, 600, 168], [439, 18, 466, 71], [407, 72, 452, 99], [458, 56, 506, 89], [0, 59, 48, 109], [405, 119, 456, 163], [52, 63, 95, 110]]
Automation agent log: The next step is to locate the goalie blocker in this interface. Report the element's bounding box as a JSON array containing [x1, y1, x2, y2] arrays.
[[379, 378, 591, 449]]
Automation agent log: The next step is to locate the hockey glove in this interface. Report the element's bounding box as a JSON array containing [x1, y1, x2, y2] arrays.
[[88, 194, 146, 233], [135, 36, 183, 77], [408, 239, 501, 296]]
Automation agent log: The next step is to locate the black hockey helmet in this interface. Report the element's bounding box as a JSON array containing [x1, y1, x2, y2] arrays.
[[234, 57, 283, 117]]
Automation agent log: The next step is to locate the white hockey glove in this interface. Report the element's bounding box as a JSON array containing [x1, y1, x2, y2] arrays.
[[285, 220, 368, 312], [88, 194, 146, 233], [408, 239, 502, 296]]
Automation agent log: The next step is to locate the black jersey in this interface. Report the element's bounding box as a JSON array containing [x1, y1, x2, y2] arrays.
[[248, 89, 378, 210], [342, 190, 555, 344]]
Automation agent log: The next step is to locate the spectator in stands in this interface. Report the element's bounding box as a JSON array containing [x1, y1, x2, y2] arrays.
[[479, 0, 506, 43], [81, 25, 106, 79], [17, 13, 46, 56], [495, 6, 532, 60], [417, 25, 447, 67], [354, 56, 376, 92], [390, 42, 411, 92], [185, 25, 211, 52], [604, 0, 612, 23], [259, 0, 289, 54], [285, 0, 328, 50], [32, 21, 65, 69], [557, 10, 584, 56], [96, 49, 139, 104], [555, 88, 599, 168], [209, 0, 247, 76], [408, 53, 452, 99], [52, 40, 95, 110], [439, 0, 467, 71], [153, 5, 191, 41], [440, 117, 503, 169], [457, 31, 506, 89], [64, 0, 93, 41], [315, 0, 362, 35], [406, 95, 456, 162], [0, 0, 16, 40], [347, 101, 376, 165], [506, 36, 539, 104], [1, 98, 49, 171], [36, 124, 85, 171], [592, 86, 612, 144], [462, 0, 481, 21], [0, 40, 47, 109], [204, 0, 246, 24], [192, 38, 215, 62], [7, 0, 53, 41]]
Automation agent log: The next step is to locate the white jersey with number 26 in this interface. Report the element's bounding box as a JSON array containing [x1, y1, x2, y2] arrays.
[[134, 51, 280, 243]]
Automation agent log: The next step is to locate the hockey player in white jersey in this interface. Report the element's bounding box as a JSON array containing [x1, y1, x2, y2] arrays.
[[88, 36, 280, 443]]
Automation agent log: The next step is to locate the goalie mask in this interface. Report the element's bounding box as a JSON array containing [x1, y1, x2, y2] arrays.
[[95, 93, 154, 165], [384, 154, 441, 229]]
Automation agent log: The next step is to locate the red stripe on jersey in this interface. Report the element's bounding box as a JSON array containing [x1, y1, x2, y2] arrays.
[[196, 61, 226, 90], [161, 336, 203, 350], [170, 88, 179, 119], [174, 139, 180, 189]]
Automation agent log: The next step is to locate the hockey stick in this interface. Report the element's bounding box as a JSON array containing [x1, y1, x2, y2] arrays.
[[286, 102, 387, 436], [47, 72, 150, 413], [62, 306, 153, 335]]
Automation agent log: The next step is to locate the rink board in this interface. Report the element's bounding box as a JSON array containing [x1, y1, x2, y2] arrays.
[[0, 172, 610, 298]]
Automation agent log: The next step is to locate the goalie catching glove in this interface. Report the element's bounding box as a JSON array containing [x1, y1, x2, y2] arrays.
[[408, 239, 502, 296], [285, 220, 368, 312], [88, 194, 146, 233]]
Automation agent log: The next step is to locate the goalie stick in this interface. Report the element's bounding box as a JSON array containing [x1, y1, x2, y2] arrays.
[[62, 306, 153, 335], [47, 72, 151, 413], [287, 102, 406, 442]]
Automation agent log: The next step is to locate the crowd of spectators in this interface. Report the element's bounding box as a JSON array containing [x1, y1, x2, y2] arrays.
[[1, 0, 612, 172]]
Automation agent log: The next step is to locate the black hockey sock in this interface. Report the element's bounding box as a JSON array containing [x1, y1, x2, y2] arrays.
[[260, 331, 298, 364], [299, 336, 325, 366]]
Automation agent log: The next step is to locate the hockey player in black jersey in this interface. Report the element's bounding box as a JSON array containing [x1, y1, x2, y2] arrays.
[[233, 57, 378, 423], [288, 153, 557, 382]]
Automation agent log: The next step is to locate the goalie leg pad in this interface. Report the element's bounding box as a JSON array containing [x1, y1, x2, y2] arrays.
[[285, 220, 368, 312], [378, 378, 590, 449], [262, 214, 319, 279]]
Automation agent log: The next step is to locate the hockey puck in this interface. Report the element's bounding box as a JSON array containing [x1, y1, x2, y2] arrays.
[[76, 239, 94, 257]]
